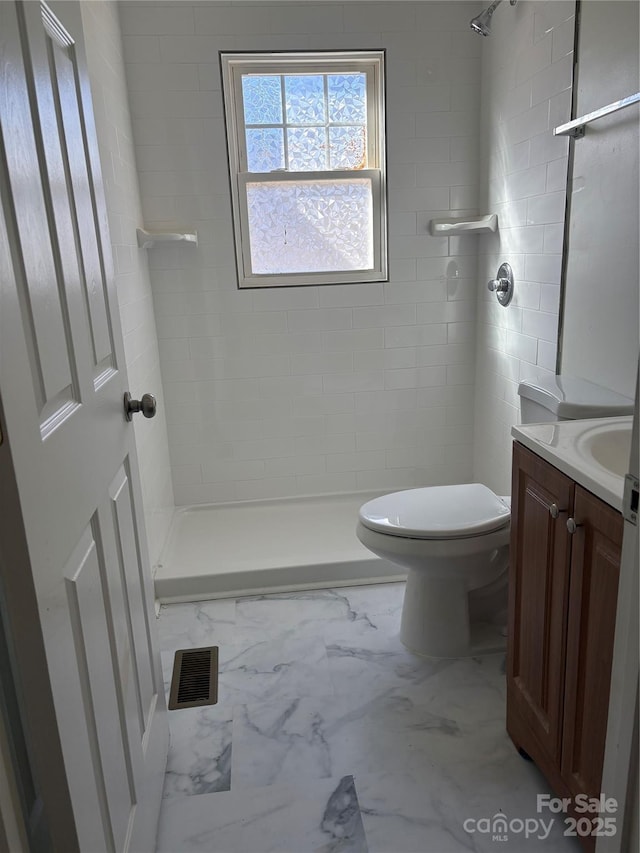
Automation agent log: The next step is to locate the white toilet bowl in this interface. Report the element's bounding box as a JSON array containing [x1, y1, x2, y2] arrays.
[[357, 483, 511, 657]]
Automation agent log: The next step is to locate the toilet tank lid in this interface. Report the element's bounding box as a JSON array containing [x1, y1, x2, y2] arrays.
[[518, 375, 634, 419]]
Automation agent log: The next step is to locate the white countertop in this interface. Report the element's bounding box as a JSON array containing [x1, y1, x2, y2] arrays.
[[511, 416, 633, 511]]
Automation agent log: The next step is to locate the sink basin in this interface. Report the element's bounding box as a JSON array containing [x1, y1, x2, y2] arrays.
[[513, 415, 633, 511], [576, 423, 632, 479]]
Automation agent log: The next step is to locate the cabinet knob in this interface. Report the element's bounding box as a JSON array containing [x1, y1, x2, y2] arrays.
[[566, 517, 582, 534], [549, 503, 567, 519]]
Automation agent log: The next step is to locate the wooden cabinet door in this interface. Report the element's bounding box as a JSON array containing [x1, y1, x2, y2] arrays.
[[507, 443, 574, 767], [561, 486, 623, 801]]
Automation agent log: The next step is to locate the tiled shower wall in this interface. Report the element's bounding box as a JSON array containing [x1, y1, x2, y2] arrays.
[[473, 0, 575, 495], [81, 1, 175, 564], [121, 1, 483, 505]]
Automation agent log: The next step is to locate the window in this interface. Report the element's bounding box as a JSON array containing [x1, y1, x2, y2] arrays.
[[221, 51, 387, 288]]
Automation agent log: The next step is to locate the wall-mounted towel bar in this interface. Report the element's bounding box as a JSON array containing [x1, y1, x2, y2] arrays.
[[554, 92, 640, 138]]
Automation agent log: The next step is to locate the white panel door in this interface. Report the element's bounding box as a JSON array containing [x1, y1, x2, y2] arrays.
[[0, 1, 168, 850]]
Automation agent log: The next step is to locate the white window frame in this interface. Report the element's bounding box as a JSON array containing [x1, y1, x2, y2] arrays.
[[220, 51, 387, 289]]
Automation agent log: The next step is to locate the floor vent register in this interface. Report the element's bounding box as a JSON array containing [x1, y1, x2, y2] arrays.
[[168, 646, 218, 710]]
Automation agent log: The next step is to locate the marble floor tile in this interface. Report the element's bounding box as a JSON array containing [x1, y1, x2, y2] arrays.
[[233, 584, 404, 644], [155, 775, 368, 853], [356, 768, 580, 852], [163, 705, 233, 799], [156, 598, 237, 653], [218, 633, 335, 705], [232, 686, 512, 791]]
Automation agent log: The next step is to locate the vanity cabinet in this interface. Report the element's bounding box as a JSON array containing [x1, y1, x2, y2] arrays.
[[507, 442, 623, 850]]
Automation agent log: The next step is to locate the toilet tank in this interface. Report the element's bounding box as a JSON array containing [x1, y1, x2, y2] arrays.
[[518, 376, 634, 424]]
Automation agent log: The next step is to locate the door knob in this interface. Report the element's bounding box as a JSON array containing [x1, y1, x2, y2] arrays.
[[124, 392, 156, 421]]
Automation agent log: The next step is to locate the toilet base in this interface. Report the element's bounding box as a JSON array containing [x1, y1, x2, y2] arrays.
[[400, 570, 472, 657], [399, 569, 506, 658]]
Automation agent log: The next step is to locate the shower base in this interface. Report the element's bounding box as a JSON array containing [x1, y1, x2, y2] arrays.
[[154, 492, 404, 603]]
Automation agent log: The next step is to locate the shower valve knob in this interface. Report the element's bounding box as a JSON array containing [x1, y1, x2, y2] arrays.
[[124, 392, 156, 421], [487, 262, 515, 307]]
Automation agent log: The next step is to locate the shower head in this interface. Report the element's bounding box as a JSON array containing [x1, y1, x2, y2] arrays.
[[470, 0, 516, 36]]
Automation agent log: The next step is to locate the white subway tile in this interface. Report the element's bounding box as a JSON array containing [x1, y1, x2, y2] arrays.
[[157, 35, 236, 65], [354, 348, 417, 371], [552, 18, 575, 63], [287, 308, 352, 332], [193, 5, 272, 35], [543, 223, 564, 254], [384, 281, 447, 303], [325, 451, 386, 473], [235, 478, 297, 501], [269, 4, 341, 34], [524, 253, 562, 284], [527, 191, 566, 225], [386, 259, 418, 282], [324, 413, 357, 434], [318, 284, 384, 308], [389, 212, 418, 236], [323, 329, 384, 351], [322, 371, 384, 394], [516, 34, 552, 86], [122, 35, 161, 64], [505, 330, 538, 364], [537, 338, 558, 371], [449, 185, 479, 211], [531, 56, 573, 106], [294, 473, 357, 495], [291, 352, 354, 376], [126, 62, 199, 93], [446, 364, 476, 386], [356, 469, 418, 491], [508, 101, 550, 145], [173, 483, 236, 506], [355, 389, 417, 413], [265, 456, 325, 478], [385, 324, 447, 348], [546, 157, 568, 193], [352, 305, 416, 328], [292, 394, 355, 417], [253, 287, 319, 312], [521, 309, 559, 343], [261, 416, 326, 439], [416, 162, 475, 188], [294, 434, 355, 457], [172, 465, 202, 486]]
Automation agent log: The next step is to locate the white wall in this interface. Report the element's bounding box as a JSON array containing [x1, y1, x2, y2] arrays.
[[559, 0, 639, 398], [120, 1, 483, 505], [81, 1, 175, 566], [473, 0, 575, 495]]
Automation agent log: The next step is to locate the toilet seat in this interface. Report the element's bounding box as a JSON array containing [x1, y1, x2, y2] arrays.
[[359, 483, 510, 540]]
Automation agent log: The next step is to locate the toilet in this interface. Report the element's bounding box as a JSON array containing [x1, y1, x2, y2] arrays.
[[357, 376, 634, 658]]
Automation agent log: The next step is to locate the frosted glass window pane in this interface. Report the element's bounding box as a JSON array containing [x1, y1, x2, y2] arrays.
[[246, 128, 285, 172], [329, 126, 366, 170], [287, 127, 327, 171], [242, 75, 283, 124], [328, 74, 366, 123], [284, 75, 325, 125], [246, 179, 374, 274]]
